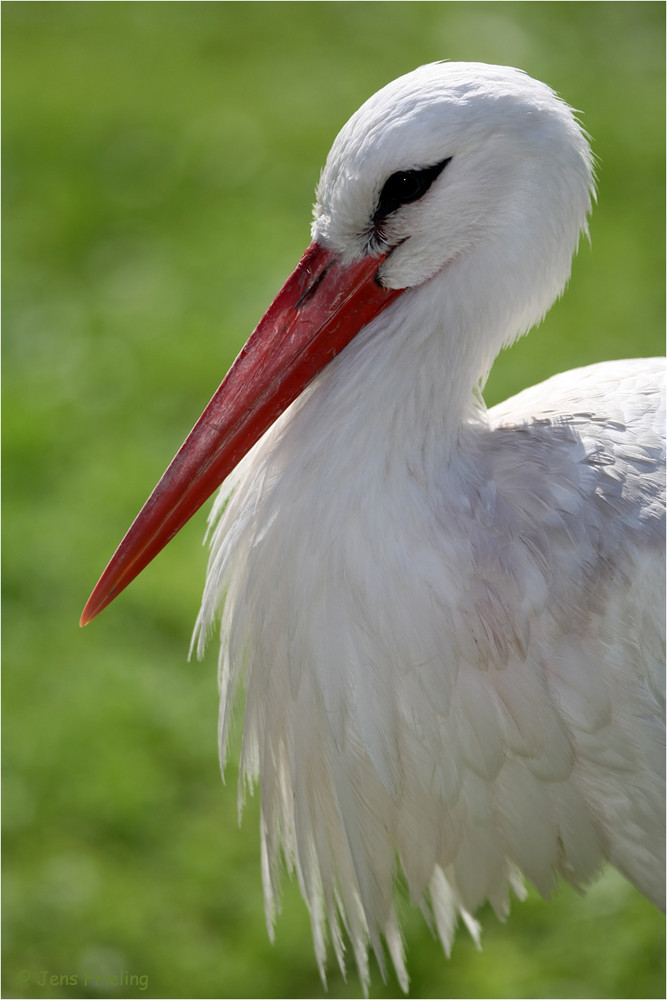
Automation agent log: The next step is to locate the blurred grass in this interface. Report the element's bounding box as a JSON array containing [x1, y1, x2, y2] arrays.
[[2, 3, 665, 999]]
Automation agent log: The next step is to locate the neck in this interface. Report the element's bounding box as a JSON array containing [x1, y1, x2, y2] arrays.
[[288, 261, 510, 490]]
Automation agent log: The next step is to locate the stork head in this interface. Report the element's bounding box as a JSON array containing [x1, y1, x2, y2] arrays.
[[314, 61, 594, 335], [81, 62, 594, 624]]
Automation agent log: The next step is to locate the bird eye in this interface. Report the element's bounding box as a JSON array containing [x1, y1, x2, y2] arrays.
[[373, 157, 451, 225]]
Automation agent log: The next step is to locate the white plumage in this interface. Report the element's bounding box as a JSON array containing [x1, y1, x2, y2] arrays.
[[84, 62, 665, 992]]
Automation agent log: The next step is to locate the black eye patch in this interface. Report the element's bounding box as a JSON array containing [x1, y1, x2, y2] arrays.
[[373, 157, 451, 226]]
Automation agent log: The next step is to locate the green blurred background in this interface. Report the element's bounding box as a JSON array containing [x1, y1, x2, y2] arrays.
[[3, 3, 665, 998]]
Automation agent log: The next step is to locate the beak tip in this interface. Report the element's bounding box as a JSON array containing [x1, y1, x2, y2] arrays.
[[80, 588, 107, 627], [79, 603, 95, 628]]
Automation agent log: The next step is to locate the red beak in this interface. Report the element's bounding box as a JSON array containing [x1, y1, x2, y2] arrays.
[[81, 241, 405, 625]]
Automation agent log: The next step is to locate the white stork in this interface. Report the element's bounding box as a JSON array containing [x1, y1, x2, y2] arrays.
[[82, 63, 665, 991]]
